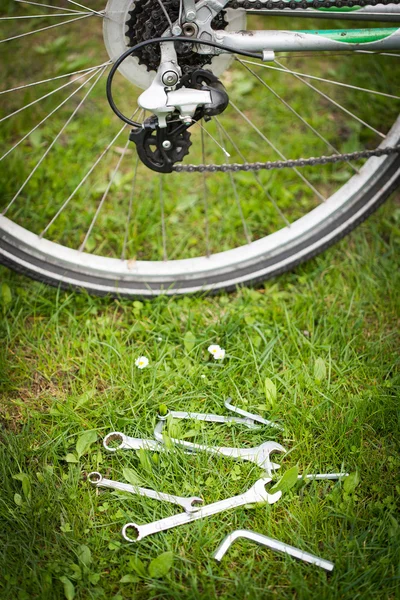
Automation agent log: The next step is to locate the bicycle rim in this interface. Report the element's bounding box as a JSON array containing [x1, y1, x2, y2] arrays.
[[0, 1, 399, 295]]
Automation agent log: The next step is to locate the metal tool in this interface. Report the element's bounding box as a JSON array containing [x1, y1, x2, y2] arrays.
[[223, 399, 283, 431], [103, 432, 164, 452], [88, 472, 203, 513], [213, 529, 334, 571], [299, 473, 349, 481], [154, 419, 285, 475], [157, 399, 282, 429], [122, 477, 282, 542], [157, 407, 262, 429]]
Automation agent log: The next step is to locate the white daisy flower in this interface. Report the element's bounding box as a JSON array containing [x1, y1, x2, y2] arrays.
[[208, 344, 221, 355], [208, 344, 225, 360], [135, 356, 149, 369], [213, 347, 225, 360]]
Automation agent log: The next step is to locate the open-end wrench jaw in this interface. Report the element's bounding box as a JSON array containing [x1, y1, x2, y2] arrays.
[[246, 477, 282, 505], [251, 441, 287, 474]]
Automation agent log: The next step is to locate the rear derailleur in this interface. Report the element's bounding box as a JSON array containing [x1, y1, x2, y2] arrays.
[[129, 64, 229, 173]]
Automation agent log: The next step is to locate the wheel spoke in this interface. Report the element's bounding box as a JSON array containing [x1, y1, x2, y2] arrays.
[[273, 59, 385, 139], [214, 116, 291, 228], [178, 0, 183, 26], [2, 66, 108, 217], [239, 59, 400, 101], [200, 126, 210, 257], [156, 0, 173, 28], [159, 175, 167, 261], [0, 12, 89, 19], [40, 120, 134, 237], [0, 65, 104, 123], [236, 57, 359, 174], [65, 0, 104, 17], [229, 100, 326, 202], [215, 123, 252, 244], [0, 61, 111, 96], [12, 0, 84, 13], [197, 121, 230, 157], [121, 155, 140, 261], [79, 137, 131, 252], [355, 50, 400, 57], [0, 67, 107, 162], [0, 13, 92, 44]]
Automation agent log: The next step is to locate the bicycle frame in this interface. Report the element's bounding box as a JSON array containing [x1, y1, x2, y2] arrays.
[[216, 27, 400, 52], [209, 1, 400, 53]]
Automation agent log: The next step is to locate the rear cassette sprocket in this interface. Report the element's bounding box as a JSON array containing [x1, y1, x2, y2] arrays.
[[125, 0, 228, 73]]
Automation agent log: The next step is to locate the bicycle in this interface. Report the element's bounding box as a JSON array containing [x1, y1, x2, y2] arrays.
[[0, 0, 399, 296]]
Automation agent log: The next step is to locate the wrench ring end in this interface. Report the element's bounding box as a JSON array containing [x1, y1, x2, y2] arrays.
[[88, 471, 102, 485], [122, 523, 142, 542], [103, 432, 125, 452]]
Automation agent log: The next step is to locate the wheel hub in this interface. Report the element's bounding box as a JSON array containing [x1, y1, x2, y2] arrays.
[[103, 0, 247, 89]]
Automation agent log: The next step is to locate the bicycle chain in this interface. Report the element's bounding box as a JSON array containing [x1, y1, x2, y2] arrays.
[[227, 0, 400, 10], [173, 146, 400, 172], [173, 0, 400, 171]]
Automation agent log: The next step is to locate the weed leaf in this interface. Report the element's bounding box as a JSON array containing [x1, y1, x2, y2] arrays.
[[184, 331, 196, 352], [59, 576, 75, 600], [77, 544, 92, 567], [75, 390, 95, 409], [314, 358, 327, 382], [1, 283, 12, 308], [120, 574, 139, 583], [128, 556, 147, 578], [14, 493, 23, 506], [343, 471, 360, 494], [75, 430, 98, 459], [264, 378, 277, 407], [148, 551, 173, 578], [122, 467, 143, 487], [65, 453, 78, 463], [13, 472, 31, 500], [271, 466, 299, 493], [137, 449, 153, 472]]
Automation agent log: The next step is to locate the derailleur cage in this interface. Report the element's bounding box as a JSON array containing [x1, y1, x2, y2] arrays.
[[129, 69, 229, 173], [129, 116, 192, 173]]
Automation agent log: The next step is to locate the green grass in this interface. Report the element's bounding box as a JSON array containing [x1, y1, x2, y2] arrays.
[[1, 1, 400, 597], [1, 196, 400, 599]]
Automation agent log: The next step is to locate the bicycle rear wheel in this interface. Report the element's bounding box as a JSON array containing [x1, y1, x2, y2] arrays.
[[0, 1, 399, 296]]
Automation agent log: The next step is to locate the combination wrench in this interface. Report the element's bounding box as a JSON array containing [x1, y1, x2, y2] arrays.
[[154, 419, 286, 475], [88, 472, 203, 513], [122, 477, 282, 541], [103, 431, 284, 476]]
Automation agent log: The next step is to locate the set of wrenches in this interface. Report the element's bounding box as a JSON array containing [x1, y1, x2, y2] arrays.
[[89, 400, 347, 571]]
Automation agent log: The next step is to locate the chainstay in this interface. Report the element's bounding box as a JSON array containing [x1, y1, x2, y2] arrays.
[[227, 0, 400, 10], [173, 145, 400, 172]]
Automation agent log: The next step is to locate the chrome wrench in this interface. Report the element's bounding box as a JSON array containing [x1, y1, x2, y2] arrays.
[[103, 432, 164, 452], [224, 399, 284, 431], [299, 473, 349, 481], [158, 407, 262, 429], [213, 529, 334, 571], [102, 432, 283, 473], [154, 420, 285, 475], [122, 477, 282, 541], [88, 472, 203, 513]]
